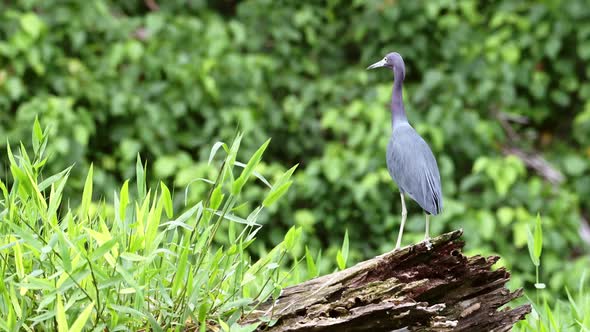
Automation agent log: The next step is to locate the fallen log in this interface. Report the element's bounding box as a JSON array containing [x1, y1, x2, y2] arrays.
[[244, 229, 531, 332]]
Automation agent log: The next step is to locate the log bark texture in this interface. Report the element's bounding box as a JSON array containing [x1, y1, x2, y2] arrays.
[[244, 230, 531, 332]]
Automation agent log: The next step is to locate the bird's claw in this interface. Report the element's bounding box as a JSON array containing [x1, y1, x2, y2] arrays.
[[424, 238, 433, 250]]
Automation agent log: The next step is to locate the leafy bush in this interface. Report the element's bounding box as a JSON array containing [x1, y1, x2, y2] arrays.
[[0, 128, 303, 331], [1, 0, 588, 300]]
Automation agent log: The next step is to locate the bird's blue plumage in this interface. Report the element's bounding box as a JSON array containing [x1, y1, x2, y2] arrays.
[[368, 51, 442, 247], [386, 123, 443, 215]]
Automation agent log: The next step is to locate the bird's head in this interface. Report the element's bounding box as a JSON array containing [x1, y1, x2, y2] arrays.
[[367, 52, 405, 79]]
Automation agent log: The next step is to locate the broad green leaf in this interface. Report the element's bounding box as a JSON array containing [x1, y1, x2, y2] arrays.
[[79, 164, 93, 218], [23, 166, 47, 210], [223, 133, 243, 185], [336, 251, 346, 270], [38, 166, 72, 191], [208, 141, 227, 165], [146, 313, 165, 332], [69, 302, 94, 332], [527, 226, 539, 267], [10, 286, 22, 319], [56, 294, 68, 332], [173, 203, 201, 225], [219, 320, 230, 332], [120, 252, 147, 262], [32, 116, 43, 153], [273, 164, 298, 190], [48, 171, 71, 222], [172, 247, 189, 296], [0, 178, 8, 200], [145, 190, 164, 252], [33, 116, 43, 141], [193, 224, 213, 255], [119, 180, 130, 222], [341, 229, 349, 267], [263, 181, 292, 207], [208, 209, 260, 226], [91, 238, 118, 261], [12, 237, 24, 279], [283, 226, 297, 251], [160, 182, 173, 218], [6, 142, 16, 167], [114, 264, 141, 291], [58, 231, 71, 272], [305, 246, 317, 278], [210, 185, 224, 210], [136, 154, 146, 201], [20, 277, 53, 290], [198, 302, 210, 323], [234, 161, 272, 188], [534, 214, 543, 260], [109, 305, 145, 318], [232, 138, 270, 195]]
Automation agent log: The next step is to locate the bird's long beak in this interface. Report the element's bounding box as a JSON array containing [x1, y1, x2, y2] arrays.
[[367, 59, 387, 70]]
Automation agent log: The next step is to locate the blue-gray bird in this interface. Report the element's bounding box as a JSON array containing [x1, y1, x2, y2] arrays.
[[367, 52, 443, 250]]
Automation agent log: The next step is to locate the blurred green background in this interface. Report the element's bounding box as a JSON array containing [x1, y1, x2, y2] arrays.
[[1, 0, 589, 298]]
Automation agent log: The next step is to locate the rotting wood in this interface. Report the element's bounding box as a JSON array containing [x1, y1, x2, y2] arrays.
[[243, 229, 531, 332]]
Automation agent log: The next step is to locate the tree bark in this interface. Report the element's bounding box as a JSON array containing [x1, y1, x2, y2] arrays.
[[244, 230, 531, 332]]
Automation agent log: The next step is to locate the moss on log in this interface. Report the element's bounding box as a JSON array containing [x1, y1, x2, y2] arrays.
[[244, 229, 530, 332]]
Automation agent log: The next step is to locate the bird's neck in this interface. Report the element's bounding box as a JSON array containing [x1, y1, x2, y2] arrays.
[[391, 73, 408, 127]]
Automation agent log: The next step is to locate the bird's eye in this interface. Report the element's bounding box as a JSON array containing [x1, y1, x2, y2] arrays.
[[384, 57, 387, 62]]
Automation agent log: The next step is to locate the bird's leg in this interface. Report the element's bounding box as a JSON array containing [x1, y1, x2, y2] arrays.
[[424, 213, 432, 250], [425, 213, 430, 240], [395, 193, 407, 250]]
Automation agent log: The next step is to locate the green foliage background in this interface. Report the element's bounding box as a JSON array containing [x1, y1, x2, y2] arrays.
[[1, 0, 589, 297]]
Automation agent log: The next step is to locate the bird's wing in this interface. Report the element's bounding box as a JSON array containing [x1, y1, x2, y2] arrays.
[[387, 125, 443, 215]]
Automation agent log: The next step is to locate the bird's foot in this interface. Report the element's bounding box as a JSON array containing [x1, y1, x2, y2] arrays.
[[424, 237, 433, 250]]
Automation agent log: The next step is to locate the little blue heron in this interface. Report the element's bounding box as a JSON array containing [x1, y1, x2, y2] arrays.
[[367, 52, 443, 250]]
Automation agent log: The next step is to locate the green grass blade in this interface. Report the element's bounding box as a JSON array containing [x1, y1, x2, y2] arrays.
[[208, 141, 227, 165], [341, 229, 349, 266], [12, 237, 25, 279], [136, 154, 146, 201], [232, 138, 270, 195], [305, 246, 318, 278], [38, 166, 72, 191], [534, 214, 543, 259], [79, 164, 93, 219], [32, 115, 43, 153], [68, 302, 94, 332], [90, 238, 118, 261], [119, 179, 130, 222], [262, 181, 292, 208], [55, 294, 68, 332], [527, 225, 539, 267], [160, 182, 173, 218], [272, 164, 298, 190]]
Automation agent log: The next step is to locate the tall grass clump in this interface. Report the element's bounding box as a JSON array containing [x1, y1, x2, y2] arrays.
[[0, 120, 302, 331], [516, 215, 590, 331]]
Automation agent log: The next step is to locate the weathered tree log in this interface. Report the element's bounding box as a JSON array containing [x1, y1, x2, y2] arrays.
[[244, 230, 531, 331]]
